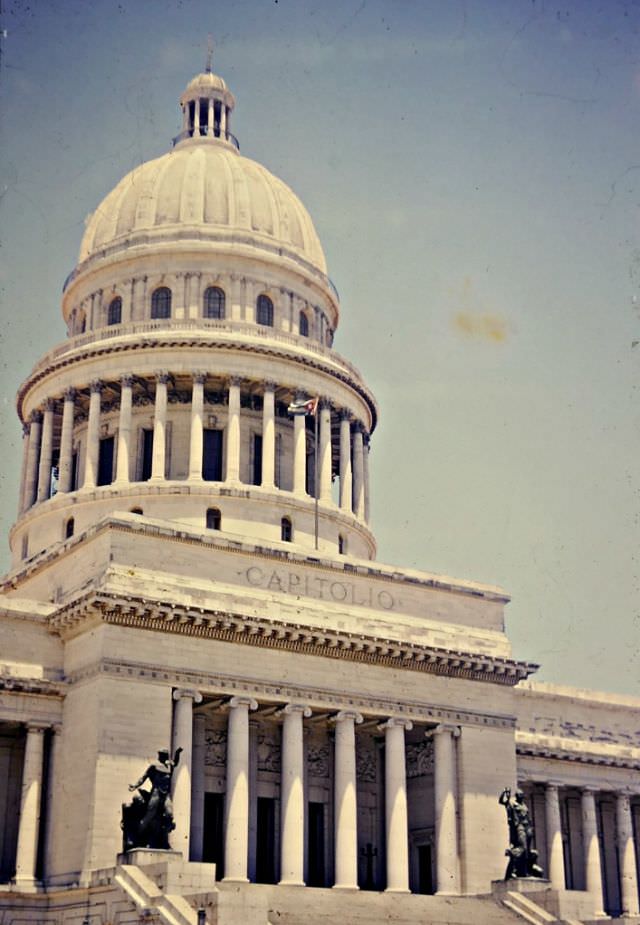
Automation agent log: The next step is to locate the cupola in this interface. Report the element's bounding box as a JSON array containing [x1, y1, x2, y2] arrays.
[[175, 55, 237, 149]]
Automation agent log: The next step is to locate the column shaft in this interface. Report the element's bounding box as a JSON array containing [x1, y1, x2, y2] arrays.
[[23, 415, 42, 510], [150, 374, 168, 481], [220, 104, 227, 139], [14, 724, 46, 887], [226, 378, 241, 482], [433, 724, 460, 894], [171, 689, 202, 858], [319, 402, 332, 503], [208, 98, 214, 136], [617, 793, 640, 916], [339, 414, 352, 511], [189, 374, 205, 480], [292, 393, 307, 495], [224, 697, 257, 881], [581, 789, 605, 916], [58, 390, 76, 492], [352, 426, 365, 518], [17, 425, 30, 514], [333, 711, 362, 890], [545, 784, 565, 890], [115, 378, 133, 484], [363, 436, 371, 523], [191, 714, 206, 862], [36, 401, 55, 502], [382, 719, 412, 892], [83, 383, 102, 489], [262, 383, 276, 489], [279, 705, 310, 885]]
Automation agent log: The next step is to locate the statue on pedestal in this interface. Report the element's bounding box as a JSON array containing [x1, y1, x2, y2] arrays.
[[499, 787, 544, 880], [121, 747, 182, 851]]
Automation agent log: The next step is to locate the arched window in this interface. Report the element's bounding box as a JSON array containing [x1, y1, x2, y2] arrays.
[[299, 311, 309, 337], [206, 507, 222, 530], [338, 534, 346, 555], [130, 507, 143, 515], [151, 287, 172, 319], [204, 286, 225, 319], [257, 294, 274, 327], [107, 297, 122, 326], [281, 516, 292, 542], [65, 517, 75, 539]]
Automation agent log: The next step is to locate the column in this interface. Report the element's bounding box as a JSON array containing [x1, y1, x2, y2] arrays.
[[189, 272, 201, 319], [617, 792, 640, 916], [332, 710, 362, 890], [23, 412, 42, 510], [262, 381, 276, 489], [191, 713, 206, 862], [292, 392, 307, 496], [226, 377, 241, 483], [380, 718, 412, 892], [230, 275, 242, 321], [83, 380, 103, 489], [58, 388, 76, 493], [220, 103, 227, 140], [150, 372, 169, 481], [208, 98, 214, 136], [318, 400, 332, 503], [432, 724, 460, 894], [352, 423, 365, 519], [279, 704, 311, 886], [17, 424, 30, 514], [581, 788, 605, 916], [115, 376, 133, 484], [14, 723, 47, 888], [189, 373, 206, 480], [545, 783, 565, 890], [224, 696, 257, 881], [194, 98, 200, 135], [338, 411, 352, 511], [36, 399, 55, 502], [363, 435, 371, 523], [171, 688, 203, 859]]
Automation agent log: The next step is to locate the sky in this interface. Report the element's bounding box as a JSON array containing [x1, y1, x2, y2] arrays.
[[0, 0, 638, 695]]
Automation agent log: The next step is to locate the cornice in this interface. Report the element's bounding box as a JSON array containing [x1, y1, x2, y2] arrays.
[[0, 674, 66, 698], [50, 589, 535, 686], [67, 654, 518, 729], [516, 731, 640, 771]]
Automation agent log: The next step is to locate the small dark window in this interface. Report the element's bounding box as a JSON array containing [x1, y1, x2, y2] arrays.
[[107, 297, 122, 325], [65, 517, 75, 539], [281, 516, 292, 542], [21, 534, 29, 559], [299, 311, 309, 337], [151, 287, 172, 319], [204, 287, 225, 319], [206, 508, 221, 530], [338, 534, 345, 555], [130, 507, 143, 515], [257, 294, 274, 327]]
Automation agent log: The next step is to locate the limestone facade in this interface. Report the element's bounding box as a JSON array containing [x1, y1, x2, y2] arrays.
[[0, 61, 638, 925]]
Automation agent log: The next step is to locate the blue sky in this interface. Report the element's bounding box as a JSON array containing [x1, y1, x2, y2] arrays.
[[1, 0, 638, 694]]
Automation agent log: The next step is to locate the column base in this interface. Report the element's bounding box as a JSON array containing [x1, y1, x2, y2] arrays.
[[222, 876, 250, 884], [385, 887, 410, 894], [332, 883, 359, 891], [278, 879, 305, 887], [11, 877, 42, 893]]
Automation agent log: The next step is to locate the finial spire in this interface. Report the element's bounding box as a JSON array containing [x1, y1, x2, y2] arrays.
[[206, 34, 213, 73]]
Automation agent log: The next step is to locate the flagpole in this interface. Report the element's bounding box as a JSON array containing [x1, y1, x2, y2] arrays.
[[314, 405, 319, 550]]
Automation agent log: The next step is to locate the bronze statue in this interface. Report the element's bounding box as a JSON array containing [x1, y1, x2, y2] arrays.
[[121, 747, 182, 851], [499, 787, 544, 880]]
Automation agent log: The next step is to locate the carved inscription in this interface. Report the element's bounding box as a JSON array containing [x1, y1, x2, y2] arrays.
[[243, 566, 395, 610]]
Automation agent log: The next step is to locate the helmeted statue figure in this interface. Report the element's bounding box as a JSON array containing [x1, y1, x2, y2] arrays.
[[121, 747, 182, 851], [499, 787, 544, 880]]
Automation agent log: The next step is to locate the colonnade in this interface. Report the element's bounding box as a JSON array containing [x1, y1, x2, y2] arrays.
[[181, 97, 230, 141], [170, 691, 461, 894], [19, 373, 371, 523]]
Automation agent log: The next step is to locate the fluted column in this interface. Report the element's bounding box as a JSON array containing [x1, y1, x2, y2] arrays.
[[224, 696, 257, 882], [191, 712, 206, 862], [339, 411, 353, 511], [14, 723, 47, 889], [432, 724, 460, 894], [58, 388, 76, 492], [332, 710, 362, 890], [261, 381, 276, 489], [189, 373, 206, 480], [37, 399, 55, 502], [352, 423, 365, 519], [23, 412, 42, 510], [380, 718, 412, 892], [318, 400, 332, 503], [150, 372, 169, 481], [545, 783, 565, 890], [292, 391, 308, 496], [171, 688, 203, 858], [581, 788, 605, 916], [617, 792, 639, 916], [83, 380, 103, 489], [279, 704, 311, 886], [226, 376, 241, 483]]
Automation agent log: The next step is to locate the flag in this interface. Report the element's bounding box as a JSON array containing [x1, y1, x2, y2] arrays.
[[287, 396, 318, 416]]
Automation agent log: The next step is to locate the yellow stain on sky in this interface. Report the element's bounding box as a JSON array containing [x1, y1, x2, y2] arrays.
[[450, 276, 509, 343]]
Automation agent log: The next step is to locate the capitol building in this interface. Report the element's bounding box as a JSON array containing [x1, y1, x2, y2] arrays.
[[0, 60, 639, 925]]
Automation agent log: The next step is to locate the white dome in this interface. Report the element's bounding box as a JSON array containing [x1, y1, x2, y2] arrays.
[[79, 143, 327, 274]]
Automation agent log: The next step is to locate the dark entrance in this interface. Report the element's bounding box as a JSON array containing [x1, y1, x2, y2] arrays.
[[307, 801, 325, 886], [418, 844, 434, 894], [252, 434, 262, 485], [141, 429, 154, 481], [255, 796, 277, 883], [202, 792, 224, 877], [203, 429, 223, 481], [97, 436, 115, 486]]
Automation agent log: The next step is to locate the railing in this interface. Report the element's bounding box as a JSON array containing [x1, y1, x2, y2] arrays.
[[171, 128, 240, 150]]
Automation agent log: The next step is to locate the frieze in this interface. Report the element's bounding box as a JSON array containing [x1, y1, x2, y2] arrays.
[[257, 731, 281, 773], [307, 743, 330, 778], [406, 740, 434, 778], [204, 728, 227, 768], [356, 741, 377, 782]]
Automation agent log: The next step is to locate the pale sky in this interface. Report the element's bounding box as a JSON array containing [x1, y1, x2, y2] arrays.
[[0, 1, 638, 694]]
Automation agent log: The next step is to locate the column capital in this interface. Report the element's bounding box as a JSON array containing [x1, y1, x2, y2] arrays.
[[89, 379, 104, 394], [294, 389, 307, 403], [545, 781, 563, 793], [22, 422, 30, 437], [378, 717, 413, 732], [319, 397, 332, 411], [43, 397, 55, 412], [173, 688, 203, 704], [24, 722, 49, 734], [228, 695, 258, 711], [429, 723, 461, 739], [156, 371, 170, 385], [30, 410, 43, 425], [352, 419, 365, 434], [228, 375, 243, 388], [63, 386, 77, 401], [582, 785, 601, 795], [277, 703, 312, 719], [192, 371, 207, 385], [330, 710, 363, 726], [263, 380, 277, 393], [120, 375, 134, 389], [339, 408, 352, 422]]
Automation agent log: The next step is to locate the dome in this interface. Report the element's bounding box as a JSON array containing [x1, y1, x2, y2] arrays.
[[182, 71, 228, 96], [78, 143, 327, 274]]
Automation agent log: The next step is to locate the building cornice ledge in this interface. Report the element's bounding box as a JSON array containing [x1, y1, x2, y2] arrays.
[[516, 730, 640, 769]]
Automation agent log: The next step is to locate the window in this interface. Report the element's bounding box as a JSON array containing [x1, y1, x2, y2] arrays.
[[204, 286, 225, 319], [151, 286, 172, 319], [281, 516, 292, 542], [256, 294, 274, 327], [338, 534, 346, 555], [130, 507, 143, 515], [21, 534, 28, 560], [65, 517, 75, 539], [107, 297, 122, 325], [299, 311, 309, 337], [206, 508, 221, 530]]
